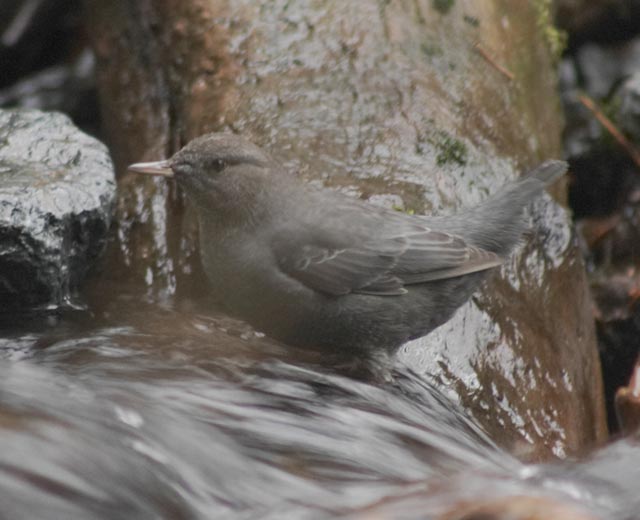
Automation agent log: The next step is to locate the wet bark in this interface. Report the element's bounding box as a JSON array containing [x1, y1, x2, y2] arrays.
[[86, 0, 607, 460]]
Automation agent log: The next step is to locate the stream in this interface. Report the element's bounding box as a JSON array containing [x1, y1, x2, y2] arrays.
[[0, 277, 637, 519]]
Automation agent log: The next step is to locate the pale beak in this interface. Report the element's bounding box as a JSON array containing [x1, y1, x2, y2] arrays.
[[127, 159, 174, 177]]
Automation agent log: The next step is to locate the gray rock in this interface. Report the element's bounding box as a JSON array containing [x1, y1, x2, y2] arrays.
[[617, 72, 640, 141], [0, 109, 115, 309]]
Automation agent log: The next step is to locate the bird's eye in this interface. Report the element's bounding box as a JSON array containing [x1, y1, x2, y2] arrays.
[[213, 159, 225, 170]]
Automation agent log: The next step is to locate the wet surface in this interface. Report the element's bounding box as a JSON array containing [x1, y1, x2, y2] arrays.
[[0, 281, 509, 518], [7, 277, 640, 520], [0, 1, 622, 517], [0, 283, 636, 519], [83, 0, 607, 460], [0, 109, 115, 308], [400, 194, 605, 459]]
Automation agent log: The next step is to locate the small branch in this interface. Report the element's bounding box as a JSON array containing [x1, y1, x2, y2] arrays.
[[473, 42, 515, 81], [578, 93, 640, 169], [615, 355, 640, 434]]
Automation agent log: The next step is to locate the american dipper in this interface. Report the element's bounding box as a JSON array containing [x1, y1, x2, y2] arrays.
[[129, 134, 567, 353]]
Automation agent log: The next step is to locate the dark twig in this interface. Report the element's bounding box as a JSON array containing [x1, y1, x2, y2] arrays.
[[578, 93, 640, 170]]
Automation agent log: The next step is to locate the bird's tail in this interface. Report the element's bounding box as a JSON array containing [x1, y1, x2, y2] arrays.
[[432, 160, 568, 256]]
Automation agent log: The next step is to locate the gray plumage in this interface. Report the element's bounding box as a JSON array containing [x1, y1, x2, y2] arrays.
[[130, 133, 567, 353]]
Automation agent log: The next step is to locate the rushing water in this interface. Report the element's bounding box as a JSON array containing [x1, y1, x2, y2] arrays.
[[0, 279, 638, 520]]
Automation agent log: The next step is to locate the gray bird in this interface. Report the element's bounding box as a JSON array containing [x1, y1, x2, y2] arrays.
[[129, 133, 567, 353]]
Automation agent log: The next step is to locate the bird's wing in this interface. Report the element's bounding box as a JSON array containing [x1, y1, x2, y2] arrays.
[[273, 220, 502, 297]]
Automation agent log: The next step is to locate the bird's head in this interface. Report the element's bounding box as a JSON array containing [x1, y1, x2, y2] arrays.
[[128, 133, 274, 214]]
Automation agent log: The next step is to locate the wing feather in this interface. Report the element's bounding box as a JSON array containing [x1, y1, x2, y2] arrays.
[[274, 217, 502, 297]]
